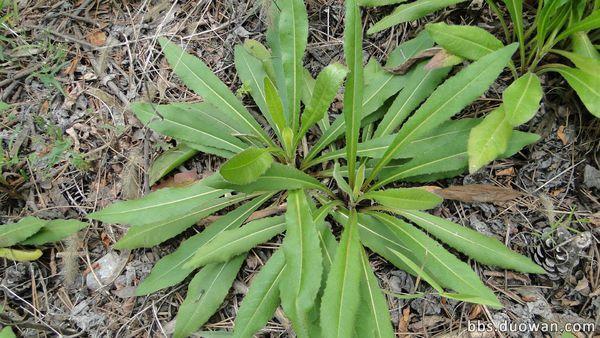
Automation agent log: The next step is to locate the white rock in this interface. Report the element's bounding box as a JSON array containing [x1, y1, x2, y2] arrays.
[[86, 252, 123, 291]]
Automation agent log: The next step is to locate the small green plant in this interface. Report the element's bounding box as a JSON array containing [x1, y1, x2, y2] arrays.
[[0, 216, 86, 261], [89, 1, 543, 337], [362, 1, 599, 121]]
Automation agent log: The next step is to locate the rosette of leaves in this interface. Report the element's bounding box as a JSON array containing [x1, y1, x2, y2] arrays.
[[0, 217, 87, 261], [88, 1, 543, 337]]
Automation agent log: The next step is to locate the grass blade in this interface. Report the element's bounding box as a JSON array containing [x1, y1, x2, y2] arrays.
[[208, 163, 328, 193], [89, 178, 225, 226], [131, 102, 248, 154], [368, 212, 501, 307], [426, 23, 504, 60], [298, 63, 348, 141], [362, 188, 443, 210]]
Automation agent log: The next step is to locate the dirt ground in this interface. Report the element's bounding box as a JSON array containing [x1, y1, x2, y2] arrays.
[[1, 0, 599, 337]]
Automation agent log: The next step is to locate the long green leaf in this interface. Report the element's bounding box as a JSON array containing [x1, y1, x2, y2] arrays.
[[185, 216, 285, 268], [135, 194, 272, 295], [502, 0, 524, 63], [387, 247, 443, 292], [536, 0, 570, 49], [131, 102, 248, 153], [233, 250, 285, 338], [234, 45, 269, 120], [148, 144, 197, 185], [304, 31, 433, 163], [503, 72, 543, 126], [243, 39, 276, 81], [220, 147, 274, 185], [264, 76, 286, 135], [367, 0, 467, 34], [362, 188, 443, 210], [358, 0, 406, 6], [20, 220, 87, 245], [298, 63, 348, 140], [332, 210, 413, 274], [378, 129, 539, 185], [280, 190, 322, 338], [556, 9, 600, 42], [356, 248, 395, 338], [114, 194, 253, 249], [158, 38, 271, 146], [174, 255, 246, 338], [374, 64, 450, 137], [552, 49, 600, 74], [467, 106, 513, 173], [367, 44, 517, 187], [570, 32, 600, 60], [89, 178, 225, 226], [426, 23, 504, 60], [208, 163, 327, 193], [0, 217, 46, 247], [397, 210, 545, 273], [278, 0, 308, 130], [309, 119, 478, 167], [344, 0, 364, 187], [320, 210, 362, 338], [550, 66, 600, 117], [368, 212, 501, 307]]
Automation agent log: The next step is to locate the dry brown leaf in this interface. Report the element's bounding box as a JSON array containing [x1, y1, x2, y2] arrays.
[[398, 307, 411, 336], [384, 47, 442, 75], [64, 56, 80, 75], [86, 30, 107, 47], [436, 184, 523, 204], [424, 49, 462, 70], [469, 304, 483, 319], [496, 167, 515, 176], [152, 170, 199, 191], [557, 125, 568, 145]]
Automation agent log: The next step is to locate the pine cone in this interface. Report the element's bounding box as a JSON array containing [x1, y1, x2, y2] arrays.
[[531, 228, 592, 281]]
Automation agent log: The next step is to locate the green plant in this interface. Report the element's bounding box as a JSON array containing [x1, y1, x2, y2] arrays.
[[0, 216, 87, 261], [362, 1, 599, 122], [0, 325, 16, 338], [361, 0, 599, 172], [88, 1, 543, 337]]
